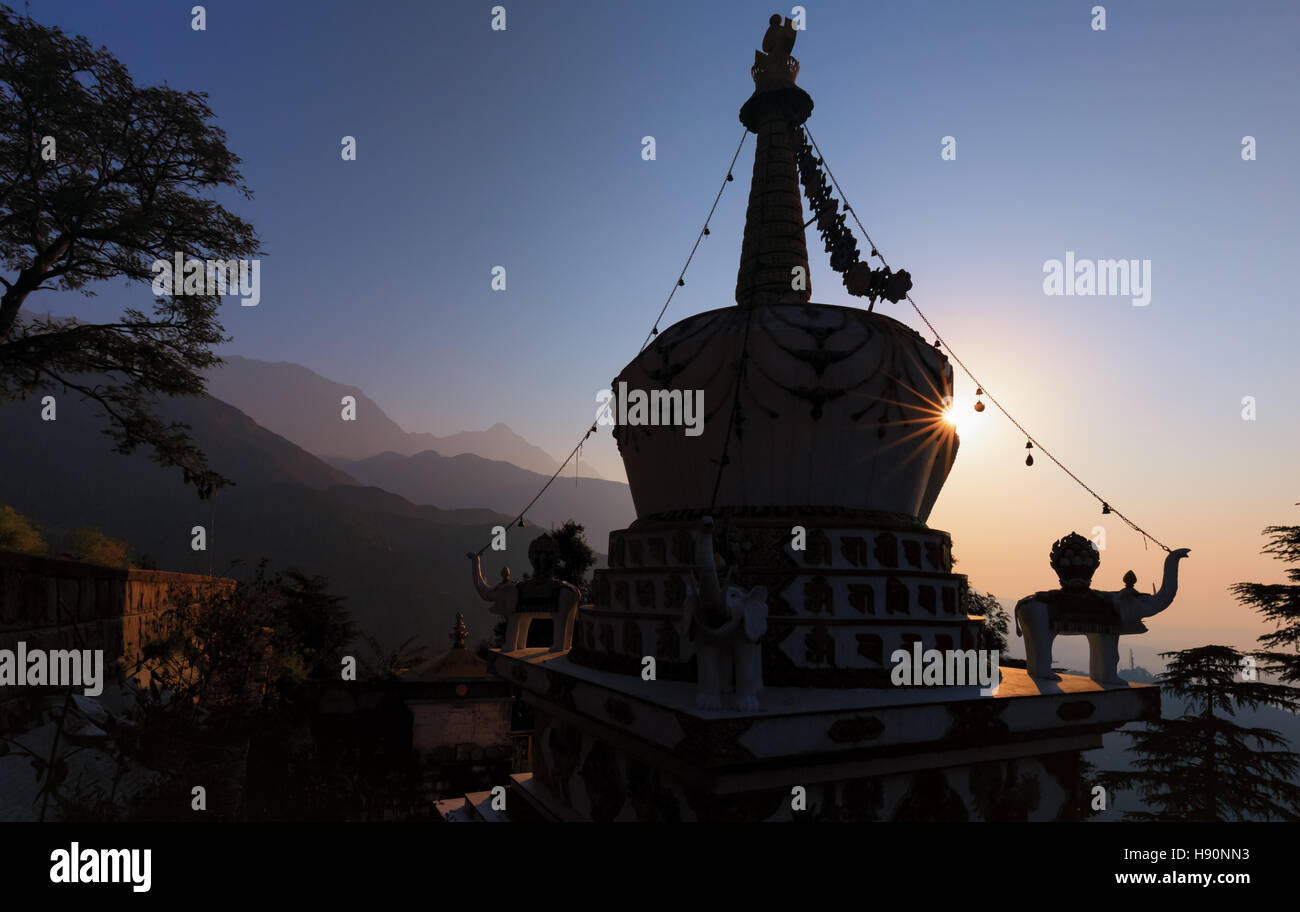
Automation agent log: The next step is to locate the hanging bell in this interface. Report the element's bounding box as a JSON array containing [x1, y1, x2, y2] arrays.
[[933, 339, 942, 350], [974, 399, 985, 412], [1025, 440, 1034, 466], [703, 226, 710, 236], [518, 518, 526, 527], [677, 278, 685, 287], [1025, 454, 1034, 466], [1102, 503, 1111, 514], [726, 172, 734, 181]]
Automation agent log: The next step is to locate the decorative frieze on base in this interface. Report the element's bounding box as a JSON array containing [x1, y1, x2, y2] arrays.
[[575, 517, 984, 688]]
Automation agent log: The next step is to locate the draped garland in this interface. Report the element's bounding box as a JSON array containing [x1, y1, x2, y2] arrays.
[[794, 127, 912, 310]]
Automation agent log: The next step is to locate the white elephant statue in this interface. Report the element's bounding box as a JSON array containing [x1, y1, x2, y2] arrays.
[[1013, 532, 1190, 686], [685, 516, 769, 711], [469, 533, 580, 653]]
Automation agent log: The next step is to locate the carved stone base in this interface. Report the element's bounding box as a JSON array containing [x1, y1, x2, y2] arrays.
[[575, 515, 982, 688]]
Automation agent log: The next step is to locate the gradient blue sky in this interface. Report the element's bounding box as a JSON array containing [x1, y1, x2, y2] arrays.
[[26, 0, 1300, 664]]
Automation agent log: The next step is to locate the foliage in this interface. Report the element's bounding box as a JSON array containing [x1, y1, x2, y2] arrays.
[[358, 633, 426, 681], [61, 525, 128, 567], [1232, 515, 1300, 684], [1099, 645, 1300, 821], [551, 518, 598, 600], [964, 588, 1009, 654], [0, 561, 362, 820], [0, 5, 259, 498], [0, 501, 45, 552]]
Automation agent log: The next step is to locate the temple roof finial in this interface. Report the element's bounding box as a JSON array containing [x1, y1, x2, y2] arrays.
[[752, 14, 800, 92], [734, 15, 814, 307]]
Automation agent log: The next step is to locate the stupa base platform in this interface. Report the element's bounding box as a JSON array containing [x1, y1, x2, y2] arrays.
[[488, 648, 1159, 822]]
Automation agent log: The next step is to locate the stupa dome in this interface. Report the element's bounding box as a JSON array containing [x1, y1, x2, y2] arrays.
[[614, 302, 958, 524], [611, 20, 957, 527]]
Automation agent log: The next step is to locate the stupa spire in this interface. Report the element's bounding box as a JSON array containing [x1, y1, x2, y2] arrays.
[[735, 14, 814, 309]]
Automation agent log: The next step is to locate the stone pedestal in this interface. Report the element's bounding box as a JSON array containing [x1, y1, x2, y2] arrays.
[[490, 649, 1158, 821]]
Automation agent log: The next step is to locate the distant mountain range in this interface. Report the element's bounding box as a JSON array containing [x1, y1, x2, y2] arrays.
[[204, 356, 604, 478], [204, 354, 633, 548], [330, 449, 633, 551], [0, 387, 541, 650]]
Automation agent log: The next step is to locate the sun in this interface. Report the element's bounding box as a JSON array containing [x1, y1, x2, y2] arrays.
[[942, 401, 973, 437], [942, 406, 960, 433]]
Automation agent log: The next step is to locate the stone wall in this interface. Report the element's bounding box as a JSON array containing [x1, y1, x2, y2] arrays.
[[410, 701, 511, 754], [0, 549, 235, 729]]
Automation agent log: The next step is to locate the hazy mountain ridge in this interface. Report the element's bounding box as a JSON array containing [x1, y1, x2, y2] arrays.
[[203, 355, 603, 478], [0, 388, 539, 648], [329, 448, 634, 549]]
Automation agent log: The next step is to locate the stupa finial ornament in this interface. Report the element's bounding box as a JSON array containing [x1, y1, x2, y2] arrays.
[[450, 612, 468, 649], [752, 14, 799, 90]]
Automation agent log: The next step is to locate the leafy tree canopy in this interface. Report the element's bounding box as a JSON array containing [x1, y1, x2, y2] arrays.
[[0, 501, 44, 552], [0, 5, 259, 497], [61, 524, 128, 567]]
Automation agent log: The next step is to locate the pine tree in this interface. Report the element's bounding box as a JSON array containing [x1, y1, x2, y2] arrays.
[[1232, 515, 1300, 684], [1100, 645, 1300, 821]]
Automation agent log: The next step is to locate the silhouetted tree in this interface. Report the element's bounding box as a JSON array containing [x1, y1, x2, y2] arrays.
[[359, 634, 426, 681], [552, 518, 597, 600], [269, 567, 358, 683], [0, 6, 259, 497], [1232, 512, 1300, 685], [1100, 645, 1300, 821], [964, 589, 1009, 653]]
